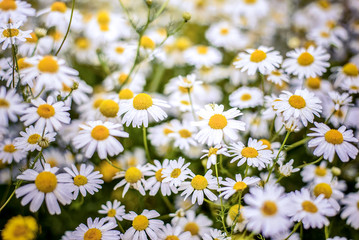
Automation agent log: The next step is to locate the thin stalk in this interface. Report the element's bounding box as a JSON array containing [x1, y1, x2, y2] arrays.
[[142, 125, 152, 163], [187, 89, 197, 120], [105, 158, 123, 171], [297, 156, 323, 169], [161, 195, 175, 212], [215, 162, 228, 235], [285, 137, 311, 152], [55, 0, 75, 56], [284, 222, 301, 240]]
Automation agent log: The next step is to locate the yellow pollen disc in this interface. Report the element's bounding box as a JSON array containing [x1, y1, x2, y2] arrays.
[[99, 24, 109, 31], [37, 104, 55, 118], [184, 222, 199, 236], [91, 125, 110, 141], [175, 37, 191, 51], [241, 147, 258, 158], [178, 86, 192, 93], [178, 129, 192, 138], [84, 228, 102, 240], [320, 31, 330, 38], [250, 50, 267, 62], [244, 0, 257, 4], [99, 160, 120, 182], [46, 158, 57, 168], [233, 181, 247, 191], [261, 200, 278, 216], [342, 63, 358, 77], [324, 129, 344, 144], [74, 175, 88, 186], [97, 11, 110, 25], [314, 182, 332, 198], [99, 99, 119, 118], [35, 171, 57, 193], [165, 235, 179, 240], [302, 200, 318, 213], [51, 2, 67, 13], [240, 93, 252, 101], [115, 46, 125, 54], [297, 52, 314, 66], [3, 28, 19, 38], [75, 37, 90, 49], [49, 31, 63, 41], [107, 209, 116, 217], [140, 36, 155, 49], [271, 70, 281, 76], [170, 168, 181, 178], [93, 98, 104, 109], [133, 93, 153, 110], [0, 0, 17, 10], [62, 82, 71, 92], [37, 56, 59, 73], [208, 114, 227, 129], [306, 76, 321, 89], [125, 167, 142, 183], [229, 204, 245, 222], [288, 95, 306, 109], [259, 139, 271, 150], [27, 134, 41, 144], [180, 100, 190, 105], [119, 88, 134, 100], [220, 28, 229, 35], [26, 32, 38, 44], [197, 45, 208, 55], [315, 167, 327, 177], [118, 73, 131, 84], [17, 58, 32, 70], [132, 215, 149, 231], [208, 147, 218, 157], [4, 144, 16, 153], [163, 128, 174, 135], [155, 168, 165, 182], [0, 98, 9, 107], [191, 175, 208, 190], [318, 0, 330, 9]]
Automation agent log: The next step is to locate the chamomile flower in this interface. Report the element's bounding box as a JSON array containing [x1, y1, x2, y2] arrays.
[[203, 229, 230, 240], [332, 62, 359, 88], [0, 139, 26, 164], [278, 159, 299, 177], [178, 169, 218, 205], [15, 163, 74, 215], [0, 0, 35, 22], [341, 192, 359, 229], [184, 45, 222, 68], [123, 209, 164, 240], [311, 179, 345, 211], [14, 125, 56, 152], [98, 200, 126, 223], [1, 215, 38, 240], [201, 144, 229, 169], [308, 122, 358, 162], [194, 104, 245, 146], [267, 69, 290, 86], [283, 46, 330, 79], [229, 86, 264, 109], [158, 223, 192, 240], [104, 41, 137, 66], [120, 93, 170, 128], [103, 70, 146, 92], [226, 204, 247, 233], [0, 86, 27, 126], [219, 174, 260, 199], [73, 120, 129, 159], [20, 96, 71, 132], [301, 162, 332, 184], [0, 22, 32, 50], [168, 120, 197, 151], [72, 217, 121, 240], [272, 89, 322, 127], [148, 122, 174, 147], [178, 210, 212, 240], [328, 91, 353, 110], [162, 157, 193, 187]]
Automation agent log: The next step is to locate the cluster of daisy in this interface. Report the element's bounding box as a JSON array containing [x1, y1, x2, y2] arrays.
[[1, 0, 359, 240]]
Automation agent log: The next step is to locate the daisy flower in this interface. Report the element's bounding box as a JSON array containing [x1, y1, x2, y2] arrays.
[[184, 45, 222, 68], [229, 86, 264, 109], [113, 164, 152, 197], [283, 46, 330, 79], [178, 210, 212, 240], [341, 192, 359, 229], [286, 188, 336, 229], [243, 184, 291, 238], [194, 104, 245, 146], [0, 86, 27, 126], [0, 0, 35, 22], [332, 62, 359, 88], [226, 204, 247, 233], [201, 144, 229, 169], [328, 91, 353, 110], [72, 120, 129, 159], [148, 122, 174, 147], [0, 21, 32, 50], [272, 89, 322, 127], [229, 138, 273, 168], [15, 163, 74, 215], [178, 169, 218, 205], [168, 120, 197, 151], [104, 42, 137, 66], [267, 69, 290, 86], [219, 174, 260, 199], [123, 209, 164, 240], [161, 157, 193, 187], [301, 162, 332, 184], [278, 159, 300, 177], [20, 96, 71, 132], [0, 139, 26, 164], [158, 223, 192, 240], [120, 93, 170, 128], [203, 229, 230, 240], [311, 179, 345, 211], [98, 200, 126, 223], [14, 125, 56, 152], [72, 217, 121, 240], [63, 164, 104, 199], [308, 122, 358, 162], [1, 215, 38, 240]]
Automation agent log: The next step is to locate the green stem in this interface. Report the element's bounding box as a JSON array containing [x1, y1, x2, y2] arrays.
[[244, 164, 249, 178], [270, 125, 284, 142], [215, 162, 228, 235], [161, 195, 175, 212], [105, 158, 123, 171], [55, 0, 75, 56], [0, 189, 15, 213], [154, 0, 170, 19], [187, 89, 197, 120], [324, 110, 335, 125], [142, 125, 152, 163], [117, 219, 125, 233], [148, 64, 165, 92], [297, 156, 323, 169], [284, 222, 301, 240], [285, 137, 311, 152]]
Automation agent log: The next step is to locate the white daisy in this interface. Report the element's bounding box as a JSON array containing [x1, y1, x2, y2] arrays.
[[0, 86, 27, 126], [104, 41, 137, 67], [168, 120, 197, 151], [184, 45, 222, 68], [0, 21, 32, 50], [219, 174, 260, 199], [226, 204, 247, 233], [328, 91, 353, 111], [0, 139, 26, 164], [98, 200, 126, 223], [14, 125, 56, 152], [200, 144, 229, 169], [278, 159, 300, 177], [178, 210, 212, 240], [341, 192, 359, 229], [161, 157, 193, 187], [301, 162, 332, 184], [158, 223, 192, 240], [311, 179, 345, 211], [203, 229, 230, 240], [148, 122, 174, 147], [72, 217, 121, 240], [229, 86, 264, 109], [0, 0, 35, 22], [332, 62, 359, 88], [267, 69, 290, 86]]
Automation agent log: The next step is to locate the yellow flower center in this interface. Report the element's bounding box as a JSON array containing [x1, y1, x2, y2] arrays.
[[208, 114, 227, 129], [342, 63, 358, 77], [51, 2, 67, 13], [17, 58, 32, 70], [250, 50, 267, 63], [97, 11, 110, 25], [259, 139, 271, 150], [261, 200, 277, 216], [99, 160, 120, 182], [320, 31, 330, 38], [107, 209, 116, 217], [75, 37, 90, 49], [37, 56, 59, 73], [37, 104, 55, 118], [4, 144, 16, 153], [175, 37, 191, 51], [220, 28, 229, 35], [324, 129, 343, 144], [191, 175, 208, 190], [49, 31, 63, 41], [241, 147, 258, 158], [229, 204, 245, 222], [115, 46, 125, 54], [140, 36, 155, 49], [118, 73, 130, 85], [0, 0, 17, 10], [84, 228, 102, 240], [125, 167, 142, 183], [171, 168, 181, 178], [271, 70, 281, 76], [26, 33, 38, 44], [74, 175, 88, 186], [306, 76, 321, 89], [208, 147, 218, 157], [178, 129, 192, 138], [35, 171, 57, 193], [99, 99, 119, 118], [27, 134, 41, 144], [288, 95, 306, 109], [240, 93, 252, 101], [93, 98, 104, 109], [313, 182, 332, 198], [163, 128, 174, 135], [155, 168, 165, 182], [233, 181, 247, 191], [315, 166, 327, 177], [3, 28, 19, 38], [62, 83, 71, 92], [99, 24, 109, 31], [180, 100, 190, 105], [119, 88, 134, 100], [184, 222, 200, 236], [297, 52, 314, 66], [197, 45, 208, 55], [318, 0, 330, 9], [0, 98, 9, 108], [165, 236, 180, 240], [302, 200, 318, 213], [133, 93, 153, 110], [46, 158, 57, 168], [132, 215, 149, 231], [91, 125, 110, 141], [244, 0, 257, 4]]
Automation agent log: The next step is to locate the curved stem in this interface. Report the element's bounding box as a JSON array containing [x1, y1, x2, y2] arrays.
[[297, 156, 323, 169], [142, 125, 152, 163], [284, 222, 301, 240], [55, 0, 75, 56]]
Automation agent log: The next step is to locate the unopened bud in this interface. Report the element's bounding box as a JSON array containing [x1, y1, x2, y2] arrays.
[[72, 81, 79, 90], [331, 167, 341, 176], [146, 0, 152, 6], [38, 137, 50, 148], [182, 12, 191, 22], [35, 28, 47, 38]]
